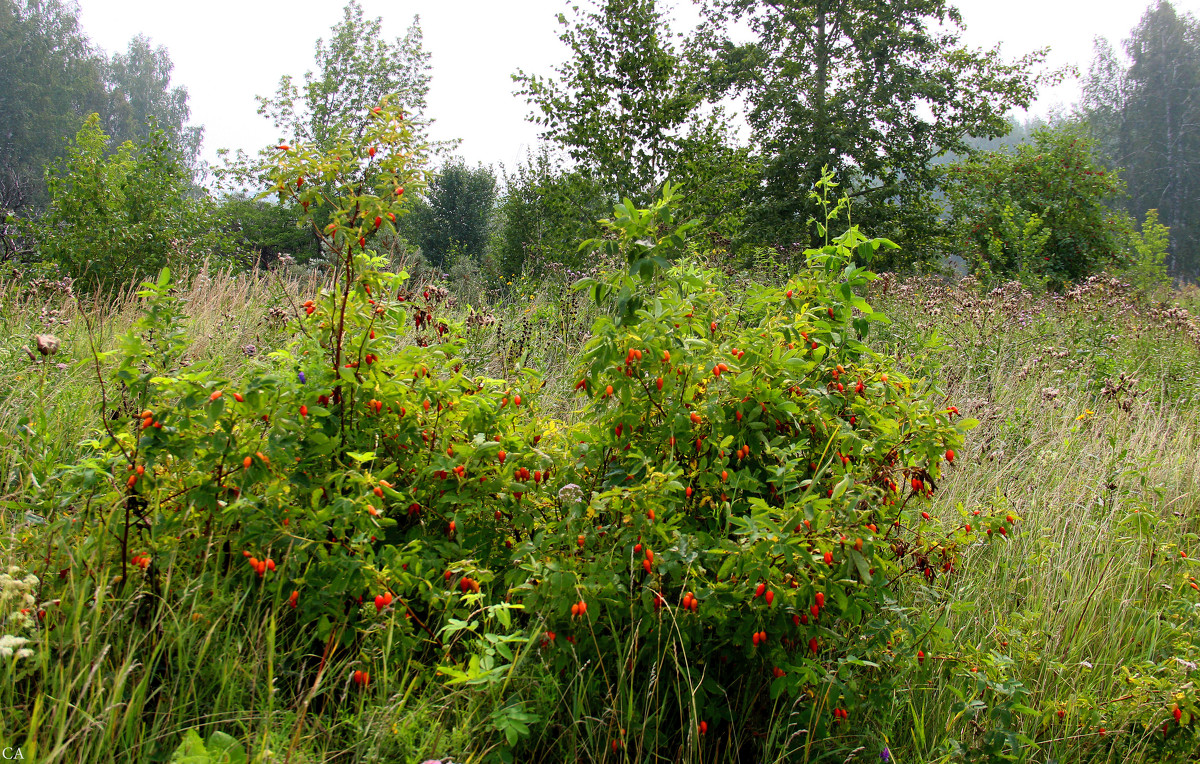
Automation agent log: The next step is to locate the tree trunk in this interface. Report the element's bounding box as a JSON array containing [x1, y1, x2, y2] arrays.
[[809, 1, 829, 246], [814, 4, 829, 173], [1164, 28, 1180, 275]]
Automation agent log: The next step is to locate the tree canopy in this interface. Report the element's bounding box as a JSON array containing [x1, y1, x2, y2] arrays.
[[257, 0, 432, 151], [404, 158, 497, 268], [28, 113, 231, 289], [514, 0, 704, 204], [103, 34, 203, 171], [0, 0, 106, 209], [493, 148, 610, 278], [698, 0, 1049, 251], [941, 125, 1131, 285], [1083, 0, 1200, 279]]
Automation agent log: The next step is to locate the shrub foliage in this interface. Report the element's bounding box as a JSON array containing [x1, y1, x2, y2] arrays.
[[941, 126, 1131, 285], [23, 102, 980, 759]]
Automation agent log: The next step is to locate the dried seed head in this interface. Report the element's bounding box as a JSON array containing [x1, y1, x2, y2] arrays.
[[35, 334, 60, 356]]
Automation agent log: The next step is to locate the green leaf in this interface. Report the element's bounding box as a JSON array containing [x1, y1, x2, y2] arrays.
[[169, 729, 208, 763], [770, 675, 787, 699], [832, 474, 851, 500], [850, 550, 872, 584], [205, 732, 247, 764]]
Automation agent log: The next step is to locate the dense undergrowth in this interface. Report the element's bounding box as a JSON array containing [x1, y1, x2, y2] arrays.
[[2, 255, 1200, 763], [3, 110, 1200, 764]]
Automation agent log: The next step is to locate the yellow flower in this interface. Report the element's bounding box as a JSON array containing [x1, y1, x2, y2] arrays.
[[1076, 409, 1095, 421]]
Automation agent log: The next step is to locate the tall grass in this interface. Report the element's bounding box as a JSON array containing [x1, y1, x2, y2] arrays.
[[872, 274, 1200, 761]]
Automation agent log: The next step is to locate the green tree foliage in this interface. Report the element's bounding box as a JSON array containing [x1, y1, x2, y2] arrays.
[[0, 2, 203, 214], [1081, 37, 1127, 165], [404, 158, 497, 268], [1122, 207, 1173, 291], [941, 126, 1131, 285], [699, 0, 1048, 253], [244, 1, 434, 271], [669, 116, 762, 243], [218, 195, 320, 267], [1082, 1, 1200, 279], [257, 1, 432, 152], [0, 0, 106, 210], [493, 149, 610, 278], [27, 113, 232, 290], [103, 34, 203, 171], [514, 0, 704, 204]]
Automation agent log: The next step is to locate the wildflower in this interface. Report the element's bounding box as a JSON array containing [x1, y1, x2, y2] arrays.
[[0, 569, 37, 608], [558, 483, 584, 506], [298, 370, 306, 384], [0, 634, 32, 659], [35, 334, 60, 356]]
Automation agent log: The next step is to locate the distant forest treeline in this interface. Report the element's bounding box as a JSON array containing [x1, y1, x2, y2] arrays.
[[0, 0, 201, 209]]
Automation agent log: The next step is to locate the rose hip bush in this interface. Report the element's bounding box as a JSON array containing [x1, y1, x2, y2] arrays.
[[24, 103, 984, 759], [509, 182, 980, 755], [39, 102, 540, 669]]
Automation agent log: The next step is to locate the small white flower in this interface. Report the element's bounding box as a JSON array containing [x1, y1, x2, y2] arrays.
[[0, 635, 30, 659], [557, 483, 584, 505]]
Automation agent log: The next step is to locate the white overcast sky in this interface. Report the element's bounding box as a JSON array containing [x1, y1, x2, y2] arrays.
[[75, 0, 1191, 174]]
